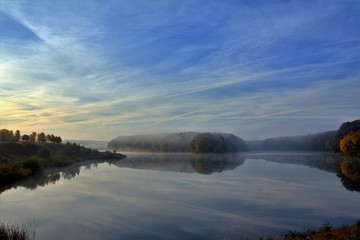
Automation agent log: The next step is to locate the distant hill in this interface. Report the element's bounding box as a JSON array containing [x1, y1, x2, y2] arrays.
[[108, 132, 247, 153], [65, 140, 108, 150], [246, 131, 337, 151], [108, 119, 360, 153], [246, 119, 360, 152]]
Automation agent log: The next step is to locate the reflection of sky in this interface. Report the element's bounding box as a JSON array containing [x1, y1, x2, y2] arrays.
[[0, 155, 360, 240]]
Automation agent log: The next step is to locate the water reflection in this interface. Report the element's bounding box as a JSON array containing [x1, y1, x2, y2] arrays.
[[246, 152, 343, 173], [246, 153, 360, 192], [0, 160, 115, 194], [0, 152, 359, 194], [339, 175, 360, 192], [113, 153, 245, 174]]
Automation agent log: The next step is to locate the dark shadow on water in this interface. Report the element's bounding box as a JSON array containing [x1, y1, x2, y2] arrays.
[[338, 174, 360, 192]]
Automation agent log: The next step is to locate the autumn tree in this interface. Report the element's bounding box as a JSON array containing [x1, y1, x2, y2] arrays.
[[339, 130, 360, 156], [334, 119, 360, 151]]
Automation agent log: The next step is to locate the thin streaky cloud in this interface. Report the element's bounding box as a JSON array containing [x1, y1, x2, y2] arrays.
[[1, 0, 359, 140]]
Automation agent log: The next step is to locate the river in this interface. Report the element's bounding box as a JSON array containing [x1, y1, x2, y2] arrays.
[[0, 152, 359, 239]]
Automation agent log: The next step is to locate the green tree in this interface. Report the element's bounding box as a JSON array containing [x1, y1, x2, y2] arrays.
[[37, 132, 46, 142], [22, 134, 30, 141], [55, 136, 62, 143], [29, 132, 37, 142], [46, 134, 52, 142], [9, 131, 14, 142], [191, 133, 225, 153], [0, 129, 11, 142], [14, 130, 21, 142]]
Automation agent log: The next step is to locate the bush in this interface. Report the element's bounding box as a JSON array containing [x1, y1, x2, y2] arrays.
[[23, 156, 45, 173], [0, 163, 32, 183], [38, 147, 51, 158]]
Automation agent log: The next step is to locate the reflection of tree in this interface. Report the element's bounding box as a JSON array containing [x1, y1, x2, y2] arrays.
[[62, 167, 80, 180], [114, 153, 245, 175], [248, 153, 342, 173], [250, 153, 360, 193], [191, 155, 225, 175], [338, 173, 360, 192], [337, 158, 360, 192], [12, 172, 61, 190], [191, 154, 245, 175], [0, 160, 121, 194]]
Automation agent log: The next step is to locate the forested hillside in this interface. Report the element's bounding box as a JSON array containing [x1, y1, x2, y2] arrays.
[[108, 132, 247, 153], [108, 119, 360, 153], [246, 119, 360, 152], [246, 131, 337, 151]]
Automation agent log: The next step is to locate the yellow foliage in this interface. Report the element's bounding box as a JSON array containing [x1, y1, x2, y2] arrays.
[[339, 130, 360, 156]]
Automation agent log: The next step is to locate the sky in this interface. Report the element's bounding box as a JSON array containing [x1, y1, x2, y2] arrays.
[[0, 0, 359, 141]]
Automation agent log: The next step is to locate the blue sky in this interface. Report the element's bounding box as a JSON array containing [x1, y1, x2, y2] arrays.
[[1, 0, 359, 140]]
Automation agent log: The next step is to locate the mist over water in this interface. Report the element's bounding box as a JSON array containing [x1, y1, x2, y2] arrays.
[[0, 152, 359, 240]]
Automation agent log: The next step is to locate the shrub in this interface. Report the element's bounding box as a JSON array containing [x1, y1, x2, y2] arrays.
[[38, 147, 50, 158], [23, 156, 45, 173], [0, 163, 32, 183]]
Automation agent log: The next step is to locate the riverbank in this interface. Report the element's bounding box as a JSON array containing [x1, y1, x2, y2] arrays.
[[0, 142, 125, 186], [264, 220, 360, 240]]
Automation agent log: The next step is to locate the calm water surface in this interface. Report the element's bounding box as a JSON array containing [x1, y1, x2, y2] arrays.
[[0, 152, 359, 240]]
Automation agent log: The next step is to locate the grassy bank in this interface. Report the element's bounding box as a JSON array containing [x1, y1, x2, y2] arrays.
[[263, 220, 360, 240], [0, 142, 125, 186]]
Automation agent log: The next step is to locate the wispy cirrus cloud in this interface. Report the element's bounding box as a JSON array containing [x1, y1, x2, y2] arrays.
[[1, 0, 359, 140]]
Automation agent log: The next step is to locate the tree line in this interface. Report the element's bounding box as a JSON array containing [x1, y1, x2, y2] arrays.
[[191, 133, 246, 153], [0, 128, 62, 143], [108, 132, 247, 153]]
